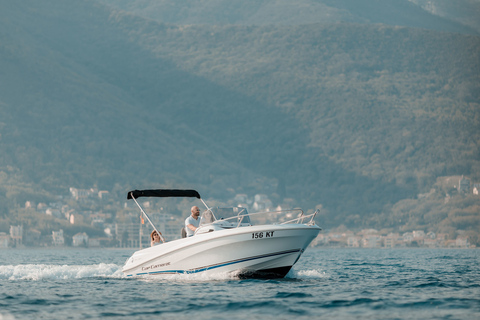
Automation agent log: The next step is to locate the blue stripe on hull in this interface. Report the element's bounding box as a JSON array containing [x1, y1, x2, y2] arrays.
[[127, 248, 301, 277]]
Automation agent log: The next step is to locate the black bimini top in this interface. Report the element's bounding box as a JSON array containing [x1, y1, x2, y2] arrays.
[[127, 189, 201, 200]]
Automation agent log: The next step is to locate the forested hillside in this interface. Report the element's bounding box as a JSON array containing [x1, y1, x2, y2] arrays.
[[0, 0, 479, 233], [99, 0, 479, 34], [116, 18, 480, 187], [0, 0, 268, 200]]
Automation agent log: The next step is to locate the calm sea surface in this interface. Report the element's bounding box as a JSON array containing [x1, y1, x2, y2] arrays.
[[0, 248, 478, 319]]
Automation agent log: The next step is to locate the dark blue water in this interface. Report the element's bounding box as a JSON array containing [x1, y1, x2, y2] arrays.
[[1, 248, 479, 319]]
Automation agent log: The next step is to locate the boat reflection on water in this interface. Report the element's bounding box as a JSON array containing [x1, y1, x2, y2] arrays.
[[122, 189, 321, 279]]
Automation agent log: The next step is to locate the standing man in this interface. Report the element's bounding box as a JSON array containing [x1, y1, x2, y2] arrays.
[[185, 206, 200, 237]]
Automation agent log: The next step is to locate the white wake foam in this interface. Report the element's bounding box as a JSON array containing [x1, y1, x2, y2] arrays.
[[138, 269, 329, 282], [0, 263, 124, 281], [288, 268, 328, 279], [136, 270, 241, 283], [0, 312, 16, 320], [0, 264, 328, 282]]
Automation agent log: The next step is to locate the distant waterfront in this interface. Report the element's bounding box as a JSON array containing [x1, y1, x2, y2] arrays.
[[2, 183, 479, 249], [312, 229, 475, 249]]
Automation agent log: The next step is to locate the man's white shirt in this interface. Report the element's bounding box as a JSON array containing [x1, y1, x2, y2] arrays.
[[185, 216, 200, 236]]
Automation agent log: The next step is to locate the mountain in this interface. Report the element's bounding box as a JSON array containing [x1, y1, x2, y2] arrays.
[[0, 0, 479, 230], [99, 0, 479, 34], [0, 0, 271, 200]]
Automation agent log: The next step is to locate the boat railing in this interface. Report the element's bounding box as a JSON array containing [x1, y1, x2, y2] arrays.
[[207, 208, 318, 228], [279, 210, 318, 225]]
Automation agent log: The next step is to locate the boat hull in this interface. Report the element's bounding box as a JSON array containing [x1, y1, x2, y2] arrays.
[[122, 223, 320, 278]]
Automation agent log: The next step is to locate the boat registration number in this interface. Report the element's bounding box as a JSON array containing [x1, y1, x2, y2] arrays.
[[252, 231, 274, 239]]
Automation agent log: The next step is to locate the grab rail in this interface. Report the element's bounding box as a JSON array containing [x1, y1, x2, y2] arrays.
[[279, 210, 318, 225], [201, 208, 317, 229]]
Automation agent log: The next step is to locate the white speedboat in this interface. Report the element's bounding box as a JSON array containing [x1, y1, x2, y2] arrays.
[[122, 189, 321, 278]]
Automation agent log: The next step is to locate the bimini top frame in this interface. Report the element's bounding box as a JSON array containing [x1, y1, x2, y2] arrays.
[[127, 189, 201, 199], [127, 189, 209, 243]]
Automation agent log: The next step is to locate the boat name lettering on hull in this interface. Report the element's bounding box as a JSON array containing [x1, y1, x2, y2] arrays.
[[252, 231, 274, 239], [142, 262, 171, 271]]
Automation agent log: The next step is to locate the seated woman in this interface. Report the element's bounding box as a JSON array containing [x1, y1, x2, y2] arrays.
[[150, 230, 162, 246]]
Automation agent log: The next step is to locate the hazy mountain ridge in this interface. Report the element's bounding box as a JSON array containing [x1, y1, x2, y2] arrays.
[[0, 1, 270, 200], [111, 14, 480, 189], [1, 0, 479, 231], [100, 0, 479, 34]]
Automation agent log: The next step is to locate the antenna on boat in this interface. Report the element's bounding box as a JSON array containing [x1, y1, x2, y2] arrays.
[[129, 192, 166, 243]]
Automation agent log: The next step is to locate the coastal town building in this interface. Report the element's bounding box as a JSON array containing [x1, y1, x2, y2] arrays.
[[384, 233, 401, 248], [25, 201, 35, 209], [252, 194, 273, 212], [0, 232, 9, 248], [233, 194, 249, 208], [73, 232, 89, 247], [98, 190, 110, 200], [458, 176, 470, 193], [10, 225, 23, 247], [347, 236, 361, 248], [456, 237, 469, 248], [362, 234, 381, 248], [474, 184, 480, 195], [70, 187, 95, 200], [52, 230, 64, 246]]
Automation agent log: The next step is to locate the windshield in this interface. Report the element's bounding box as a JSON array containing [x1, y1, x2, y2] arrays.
[[200, 207, 250, 226]]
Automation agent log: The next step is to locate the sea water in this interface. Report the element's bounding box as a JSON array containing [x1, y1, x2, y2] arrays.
[[0, 248, 478, 319]]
